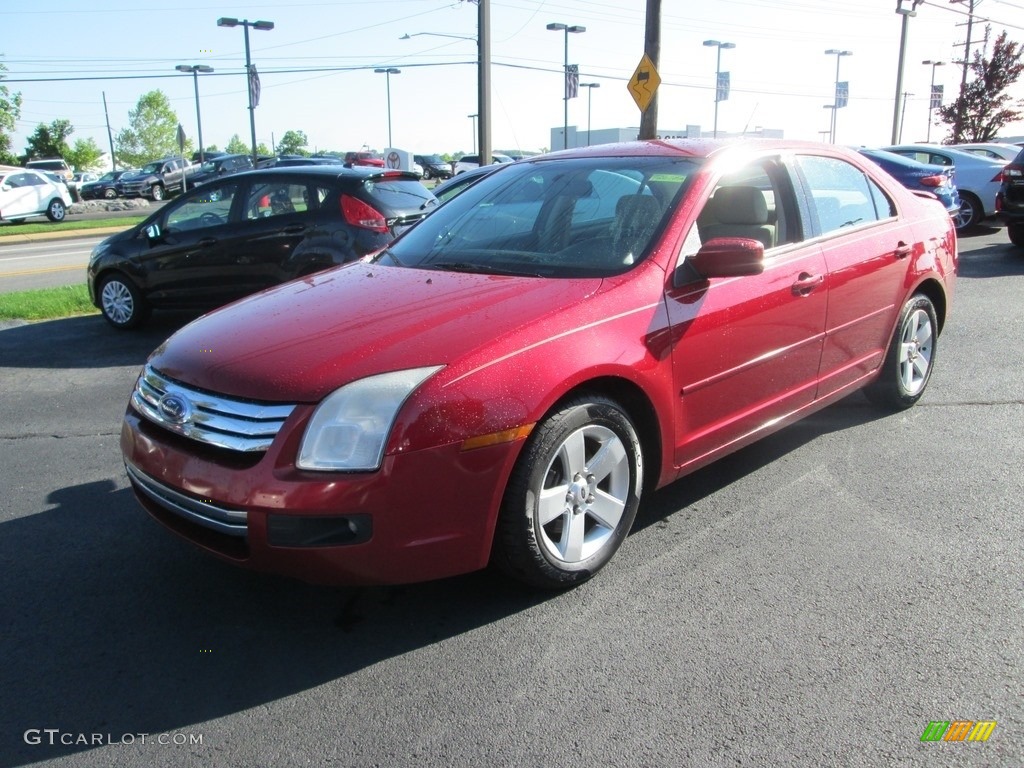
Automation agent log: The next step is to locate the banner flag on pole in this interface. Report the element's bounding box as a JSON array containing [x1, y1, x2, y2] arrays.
[[249, 65, 261, 108], [836, 81, 849, 108], [930, 84, 944, 109], [716, 72, 730, 102], [566, 64, 579, 99]]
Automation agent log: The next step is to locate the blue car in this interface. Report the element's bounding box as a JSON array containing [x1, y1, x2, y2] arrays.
[[859, 148, 960, 222]]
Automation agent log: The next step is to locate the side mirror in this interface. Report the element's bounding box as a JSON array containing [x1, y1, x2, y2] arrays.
[[689, 237, 765, 279], [144, 223, 162, 241]]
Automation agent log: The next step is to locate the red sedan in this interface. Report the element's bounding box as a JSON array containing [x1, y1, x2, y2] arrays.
[[121, 139, 957, 589]]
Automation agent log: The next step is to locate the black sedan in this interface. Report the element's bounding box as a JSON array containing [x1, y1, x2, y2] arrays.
[[80, 170, 135, 200], [87, 166, 436, 329]]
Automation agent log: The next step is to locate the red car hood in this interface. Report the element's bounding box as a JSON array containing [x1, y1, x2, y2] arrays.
[[149, 262, 601, 402]]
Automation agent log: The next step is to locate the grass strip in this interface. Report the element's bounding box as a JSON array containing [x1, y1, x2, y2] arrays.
[[0, 217, 143, 237], [0, 284, 98, 321]]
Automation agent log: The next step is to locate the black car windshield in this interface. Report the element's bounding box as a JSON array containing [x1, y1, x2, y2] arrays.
[[381, 156, 699, 278]]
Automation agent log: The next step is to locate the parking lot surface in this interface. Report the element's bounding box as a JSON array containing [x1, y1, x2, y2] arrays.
[[0, 227, 1020, 767]]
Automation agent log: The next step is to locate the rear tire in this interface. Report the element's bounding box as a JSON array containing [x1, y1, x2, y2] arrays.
[[46, 199, 67, 222], [492, 395, 643, 589], [865, 294, 938, 410], [954, 192, 982, 231], [99, 274, 150, 329], [1008, 223, 1024, 248], [103, 188, 118, 200]]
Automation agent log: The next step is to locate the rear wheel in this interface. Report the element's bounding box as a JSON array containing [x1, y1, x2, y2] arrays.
[[46, 199, 67, 222], [493, 395, 643, 589], [99, 274, 150, 329], [954, 192, 982, 231], [865, 294, 938, 410], [103, 188, 117, 200], [1007, 223, 1024, 248]]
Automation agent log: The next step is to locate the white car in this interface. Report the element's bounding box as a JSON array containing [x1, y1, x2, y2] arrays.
[[883, 143, 1007, 230], [951, 142, 1020, 162], [0, 168, 73, 223], [68, 171, 101, 200], [453, 153, 514, 175]]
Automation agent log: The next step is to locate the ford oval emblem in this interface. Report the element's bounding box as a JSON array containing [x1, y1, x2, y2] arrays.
[[157, 392, 192, 425]]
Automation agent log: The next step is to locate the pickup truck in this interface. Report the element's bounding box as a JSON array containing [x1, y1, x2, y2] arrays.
[[115, 158, 198, 201]]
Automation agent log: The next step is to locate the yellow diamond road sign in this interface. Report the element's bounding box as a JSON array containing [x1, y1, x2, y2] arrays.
[[628, 54, 661, 113]]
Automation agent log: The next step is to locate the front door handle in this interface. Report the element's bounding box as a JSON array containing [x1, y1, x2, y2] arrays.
[[894, 241, 912, 259], [792, 272, 825, 296], [197, 238, 218, 248]]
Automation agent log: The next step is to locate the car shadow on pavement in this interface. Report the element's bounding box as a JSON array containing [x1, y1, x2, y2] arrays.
[[0, 476, 550, 766], [956, 239, 1024, 279], [0, 312, 200, 369], [633, 393, 889, 536]]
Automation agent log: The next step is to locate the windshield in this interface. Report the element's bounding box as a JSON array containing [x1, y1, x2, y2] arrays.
[[379, 156, 698, 278], [140, 162, 162, 173]]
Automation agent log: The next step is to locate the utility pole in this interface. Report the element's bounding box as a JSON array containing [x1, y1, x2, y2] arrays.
[[638, 0, 660, 140], [102, 92, 116, 170], [951, 0, 977, 89]]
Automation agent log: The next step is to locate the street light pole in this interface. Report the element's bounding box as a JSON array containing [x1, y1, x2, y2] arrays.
[[176, 65, 214, 163], [703, 40, 735, 139], [546, 22, 586, 150], [217, 17, 274, 165], [374, 68, 401, 148], [825, 48, 852, 143], [580, 83, 600, 146], [923, 59, 946, 142]]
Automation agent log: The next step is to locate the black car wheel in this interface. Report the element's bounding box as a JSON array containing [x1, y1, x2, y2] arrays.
[[492, 395, 644, 589], [150, 184, 165, 201], [99, 274, 150, 329], [46, 199, 67, 222], [103, 188, 117, 199], [1007, 223, 1024, 248], [865, 293, 938, 410]]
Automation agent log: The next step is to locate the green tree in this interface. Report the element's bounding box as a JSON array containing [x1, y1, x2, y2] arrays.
[[277, 130, 309, 156], [115, 90, 187, 167], [24, 118, 74, 159], [937, 30, 1024, 143], [225, 134, 248, 154], [66, 137, 105, 171], [0, 57, 21, 165]]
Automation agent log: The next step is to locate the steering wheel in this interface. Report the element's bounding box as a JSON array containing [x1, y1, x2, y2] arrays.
[[199, 212, 223, 227]]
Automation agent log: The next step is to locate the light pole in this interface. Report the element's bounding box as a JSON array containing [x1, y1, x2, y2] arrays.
[[217, 17, 274, 164], [825, 48, 852, 143], [702, 40, 735, 139], [923, 59, 946, 142], [546, 22, 586, 150], [374, 68, 401, 149], [468, 114, 478, 153], [175, 65, 213, 163], [580, 83, 600, 146]]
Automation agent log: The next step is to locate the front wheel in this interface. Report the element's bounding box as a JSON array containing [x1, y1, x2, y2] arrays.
[[150, 184, 164, 201], [492, 395, 644, 589], [46, 199, 67, 222], [865, 294, 938, 410], [99, 274, 150, 329]]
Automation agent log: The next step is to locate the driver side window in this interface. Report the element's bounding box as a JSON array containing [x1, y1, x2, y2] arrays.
[[165, 183, 237, 232]]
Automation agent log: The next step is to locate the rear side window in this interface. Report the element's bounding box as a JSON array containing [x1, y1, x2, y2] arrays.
[[365, 179, 436, 213], [245, 182, 309, 219], [796, 155, 895, 236]]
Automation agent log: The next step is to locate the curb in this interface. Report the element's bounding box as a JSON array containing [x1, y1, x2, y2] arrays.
[[0, 226, 129, 245]]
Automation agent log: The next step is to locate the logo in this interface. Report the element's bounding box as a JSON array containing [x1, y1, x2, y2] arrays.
[[920, 720, 997, 742], [157, 392, 192, 425]]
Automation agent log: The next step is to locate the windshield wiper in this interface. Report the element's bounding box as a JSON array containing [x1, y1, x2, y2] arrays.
[[431, 261, 537, 277]]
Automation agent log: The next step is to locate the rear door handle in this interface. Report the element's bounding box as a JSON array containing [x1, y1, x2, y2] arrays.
[[282, 224, 306, 234], [197, 238, 218, 248], [894, 242, 912, 259], [792, 273, 824, 296]]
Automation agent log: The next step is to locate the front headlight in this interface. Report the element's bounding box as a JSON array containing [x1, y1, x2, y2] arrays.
[[297, 366, 443, 471]]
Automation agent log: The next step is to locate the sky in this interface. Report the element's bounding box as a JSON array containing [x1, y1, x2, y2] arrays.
[[4, 0, 1024, 164]]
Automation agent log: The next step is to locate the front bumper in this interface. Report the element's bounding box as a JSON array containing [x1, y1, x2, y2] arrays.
[[121, 405, 520, 586]]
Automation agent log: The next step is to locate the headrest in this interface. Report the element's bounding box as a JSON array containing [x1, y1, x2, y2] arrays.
[[615, 195, 661, 221], [710, 186, 769, 225]]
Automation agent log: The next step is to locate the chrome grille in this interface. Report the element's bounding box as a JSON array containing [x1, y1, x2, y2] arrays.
[[132, 365, 296, 452], [126, 463, 247, 536]]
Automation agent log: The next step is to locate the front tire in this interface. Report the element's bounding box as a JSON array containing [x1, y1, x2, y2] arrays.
[[46, 199, 67, 222], [99, 274, 150, 329], [150, 184, 164, 201], [865, 294, 938, 410], [493, 395, 643, 589]]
